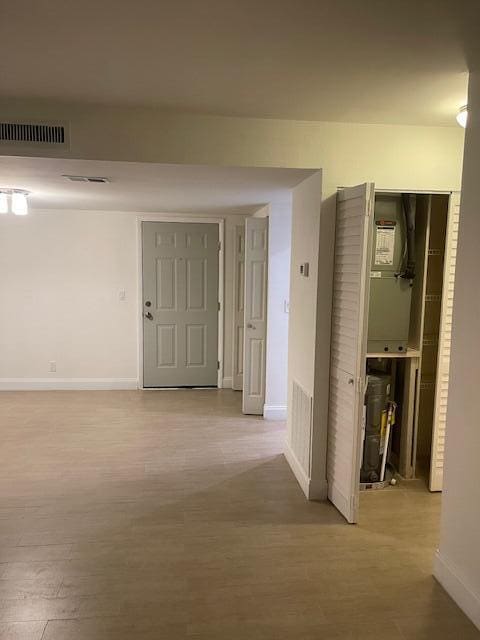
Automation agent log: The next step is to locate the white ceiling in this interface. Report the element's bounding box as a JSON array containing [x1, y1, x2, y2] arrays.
[[0, 157, 314, 214], [0, 0, 477, 126]]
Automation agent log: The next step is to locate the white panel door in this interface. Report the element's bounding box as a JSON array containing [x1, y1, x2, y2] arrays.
[[430, 192, 461, 491], [232, 224, 245, 391], [142, 221, 219, 388], [243, 217, 268, 415], [327, 183, 374, 523]]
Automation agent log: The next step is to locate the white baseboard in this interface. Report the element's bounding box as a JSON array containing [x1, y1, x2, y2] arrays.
[[284, 440, 310, 498], [0, 378, 138, 391], [222, 377, 233, 389], [264, 404, 287, 420], [434, 551, 480, 630]]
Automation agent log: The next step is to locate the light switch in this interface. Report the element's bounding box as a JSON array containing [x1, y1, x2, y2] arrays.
[[119, 289, 126, 301], [300, 263, 309, 277]]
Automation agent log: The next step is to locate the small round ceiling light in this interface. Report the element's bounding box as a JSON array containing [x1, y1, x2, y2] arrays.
[[456, 105, 468, 128]]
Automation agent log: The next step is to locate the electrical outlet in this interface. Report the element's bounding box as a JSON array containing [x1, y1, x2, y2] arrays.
[[49, 361, 56, 373]]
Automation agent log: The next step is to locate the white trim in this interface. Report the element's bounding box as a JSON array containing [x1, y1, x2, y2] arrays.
[[344, 189, 453, 196], [136, 214, 225, 390], [284, 441, 310, 498], [264, 404, 287, 421], [231, 222, 245, 392], [222, 377, 233, 389], [434, 551, 480, 630], [0, 378, 138, 391]]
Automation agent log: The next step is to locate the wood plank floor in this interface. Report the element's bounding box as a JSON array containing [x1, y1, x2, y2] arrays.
[[0, 389, 478, 639]]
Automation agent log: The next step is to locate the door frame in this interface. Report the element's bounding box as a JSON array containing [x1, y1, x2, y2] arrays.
[[231, 222, 245, 391], [136, 214, 225, 390]]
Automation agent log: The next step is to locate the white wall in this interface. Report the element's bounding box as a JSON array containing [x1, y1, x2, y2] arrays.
[[0, 210, 137, 388], [261, 201, 292, 420], [434, 72, 480, 630], [0, 209, 245, 389], [284, 173, 324, 496]]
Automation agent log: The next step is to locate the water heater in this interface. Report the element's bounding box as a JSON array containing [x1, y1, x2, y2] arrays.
[[367, 194, 415, 353]]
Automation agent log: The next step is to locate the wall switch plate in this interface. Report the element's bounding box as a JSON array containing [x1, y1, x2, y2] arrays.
[[49, 361, 56, 373], [119, 289, 126, 301], [300, 262, 309, 277]]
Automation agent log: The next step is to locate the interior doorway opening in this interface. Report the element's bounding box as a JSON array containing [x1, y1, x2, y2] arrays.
[[0, 156, 316, 410]]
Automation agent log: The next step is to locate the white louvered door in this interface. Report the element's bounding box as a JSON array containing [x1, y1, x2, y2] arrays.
[[429, 192, 461, 492], [327, 183, 374, 523]]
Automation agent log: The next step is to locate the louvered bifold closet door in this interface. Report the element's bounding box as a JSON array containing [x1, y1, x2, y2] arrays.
[[429, 192, 461, 492], [327, 183, 374, 523]]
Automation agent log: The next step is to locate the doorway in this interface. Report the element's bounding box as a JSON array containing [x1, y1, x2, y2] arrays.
[[141, 220, 220, 388]]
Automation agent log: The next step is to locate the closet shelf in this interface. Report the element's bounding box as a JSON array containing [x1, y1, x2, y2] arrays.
[[366, 349, 421, 359]]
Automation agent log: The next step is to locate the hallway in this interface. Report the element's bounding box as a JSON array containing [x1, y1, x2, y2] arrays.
[[0, 390, 477, 639]]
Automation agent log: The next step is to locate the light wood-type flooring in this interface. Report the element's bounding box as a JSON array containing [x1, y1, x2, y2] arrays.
[[0, 389, 478, 639]]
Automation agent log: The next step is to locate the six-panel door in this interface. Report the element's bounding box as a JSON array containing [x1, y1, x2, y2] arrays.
[[242, 217, 268, 415], [142, 222, 219, 388]]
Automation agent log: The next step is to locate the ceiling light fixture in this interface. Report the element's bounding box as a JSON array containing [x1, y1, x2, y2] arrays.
[[456, 105, 468, 128], [0, 192, 8, 214], [0, 189, 31, 216], [11, 191, 29, 215]]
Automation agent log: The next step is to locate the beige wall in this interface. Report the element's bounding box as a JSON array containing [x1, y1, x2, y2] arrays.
[[434, 72, 480, 630], [0, 100, 464, 193], [289, 174, 322, 396], [285, 173, 325, 496]]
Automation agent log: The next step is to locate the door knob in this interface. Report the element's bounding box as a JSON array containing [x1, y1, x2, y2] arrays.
[[144, 311, 153, 320], [246, 322, 256, 329]]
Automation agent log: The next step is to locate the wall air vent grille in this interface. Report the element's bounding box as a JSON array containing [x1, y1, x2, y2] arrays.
[[0, 122, 68, 146], [62, 175, 110, 184], [290, 380, 313, 476]]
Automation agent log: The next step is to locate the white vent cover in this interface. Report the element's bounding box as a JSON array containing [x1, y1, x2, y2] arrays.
[[290, 380, 313, 477], [63, 175, 110, 184], [0, 122, 69, 147]]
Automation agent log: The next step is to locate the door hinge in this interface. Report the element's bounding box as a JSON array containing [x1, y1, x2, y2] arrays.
[[218, 242, 222, 252], [217, 360, 221, 370]]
